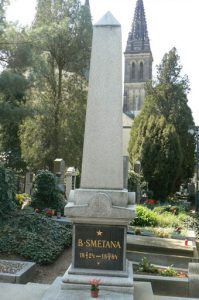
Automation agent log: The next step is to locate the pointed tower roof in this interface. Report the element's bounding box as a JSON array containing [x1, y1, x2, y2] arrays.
[[125, 0, 151, 53], [85, 0, 90, 8]]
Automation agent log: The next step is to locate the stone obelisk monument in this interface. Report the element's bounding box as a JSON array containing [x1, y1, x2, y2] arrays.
[[63, 11, 135, 298]]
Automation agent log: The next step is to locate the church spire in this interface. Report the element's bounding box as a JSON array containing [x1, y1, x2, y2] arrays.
[[85, 0, 90, 8], [125, 0, 151, 53]]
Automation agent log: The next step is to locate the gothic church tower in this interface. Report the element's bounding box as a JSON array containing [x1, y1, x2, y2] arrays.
[[123, 0, 153, 117]]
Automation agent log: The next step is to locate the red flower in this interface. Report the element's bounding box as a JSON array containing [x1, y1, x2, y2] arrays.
[[145, 200, 149, 204], [89, 279, 101, 286], [89, 278, 101, 291], [149, 199, 154, 205], [156, 200, 159, 204]]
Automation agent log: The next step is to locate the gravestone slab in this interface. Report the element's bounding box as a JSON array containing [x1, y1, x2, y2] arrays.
[[73, 224, 125, 271]]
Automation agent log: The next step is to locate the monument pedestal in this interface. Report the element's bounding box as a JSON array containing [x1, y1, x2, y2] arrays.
[[63, 188, 135, 298], [65, 188, 135, 224], [61, 261, 134, 295], [42, 277, 155, 300]]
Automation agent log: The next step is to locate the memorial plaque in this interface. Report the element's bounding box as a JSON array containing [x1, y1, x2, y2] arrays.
[[73, 224, 126, 271]]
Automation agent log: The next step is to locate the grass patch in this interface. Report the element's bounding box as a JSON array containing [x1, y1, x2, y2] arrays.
[[132, 205, 189, 229]]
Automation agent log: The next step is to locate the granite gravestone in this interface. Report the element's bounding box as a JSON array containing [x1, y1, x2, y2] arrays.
[[54, 158, 65, 193], [65, 167, 76, 200], [62, 11, 135, 297]]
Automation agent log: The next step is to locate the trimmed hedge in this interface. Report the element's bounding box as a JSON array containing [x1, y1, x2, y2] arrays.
[[31, 170, 65, 211], [0, 212, 72, 264]]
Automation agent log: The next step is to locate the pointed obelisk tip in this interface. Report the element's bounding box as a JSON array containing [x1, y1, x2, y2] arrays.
[[95, 11, 120, 27]]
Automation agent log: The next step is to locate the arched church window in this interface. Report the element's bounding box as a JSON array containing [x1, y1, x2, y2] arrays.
[[139, 62, 143, 80], [132, 62, 135, 80]]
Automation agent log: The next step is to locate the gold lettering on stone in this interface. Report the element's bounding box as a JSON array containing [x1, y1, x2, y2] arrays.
[[79, 239, 121, 249], [77, 239, 84, 247], [90, 240, 97, 247]]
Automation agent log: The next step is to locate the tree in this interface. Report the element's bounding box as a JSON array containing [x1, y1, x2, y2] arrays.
[[0, 164, 17, 221], [31, 170, 65, 211], [20, 73, 87, 170], [0, 1, 6, 35], [128, 48, 195, 199], [0, 4, 34, 171], [19, 0, 92, 171], [0, 69, 30, 170], [0, 0, 13, 66]]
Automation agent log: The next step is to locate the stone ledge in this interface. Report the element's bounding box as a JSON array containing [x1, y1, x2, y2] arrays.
[[134, 274, 188, 297], [0, 260, 36, 284], [62, 261, 134, 294], [127, 249, 199, 269], [42, 276, 155, 300], [65, 190, 135, 224], [127, 235, 195, 257]]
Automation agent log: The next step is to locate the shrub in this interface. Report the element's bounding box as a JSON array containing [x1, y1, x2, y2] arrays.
[[128, 170, 142, 192], [156, 211, 188, 228], [0, 165, 17, 221], [15, 193, 32, 209], [132, 205, 158, 227], [132, 205, 188, 228], [0, 212, 72, 264], [31, 170, 65, 211], [138, 257, 178, 277], [138, 257, 158, 274], [153, 205, 180, 215]]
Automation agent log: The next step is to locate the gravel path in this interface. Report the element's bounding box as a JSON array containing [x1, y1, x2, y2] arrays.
[[0, 261, 25, 274]]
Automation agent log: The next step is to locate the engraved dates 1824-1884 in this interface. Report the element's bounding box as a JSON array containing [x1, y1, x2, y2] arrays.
[[74, 224, 125, 271]]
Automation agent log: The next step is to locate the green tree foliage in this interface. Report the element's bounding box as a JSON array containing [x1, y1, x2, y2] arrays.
[[31, 170, 65, 210], [0, 164, 16, 221], [0, 1, 7, 67], [0, 0, 92, 172], [0, 0, 7, 33], [0, 70, 30, 170], [128, 48, 195, 199], [0, 16, 33, 170], [19, 0, 92, 170], [20, 73, 87, 170]]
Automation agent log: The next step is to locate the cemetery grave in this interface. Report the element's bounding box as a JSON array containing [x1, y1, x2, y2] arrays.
[[0, 260, 35, 283], [1, 2, 199, 299]]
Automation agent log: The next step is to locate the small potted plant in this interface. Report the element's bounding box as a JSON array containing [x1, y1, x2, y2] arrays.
[[89, 278, 101, 298]]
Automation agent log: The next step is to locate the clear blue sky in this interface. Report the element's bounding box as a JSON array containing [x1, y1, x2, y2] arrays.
[[7, 0, 199, 125]]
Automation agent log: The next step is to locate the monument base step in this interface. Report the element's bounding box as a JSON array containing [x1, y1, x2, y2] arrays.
[[61, 261, 134, 294], [42, 276, 155, 300]]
